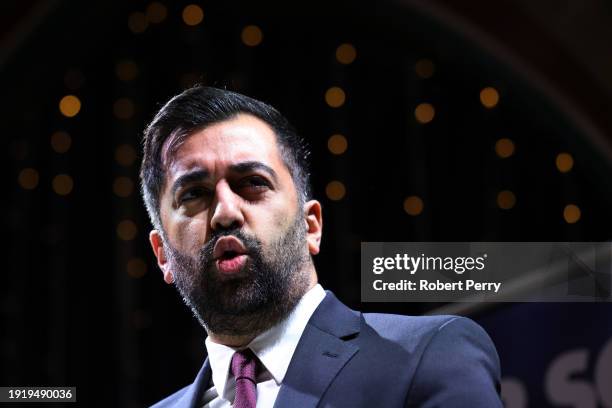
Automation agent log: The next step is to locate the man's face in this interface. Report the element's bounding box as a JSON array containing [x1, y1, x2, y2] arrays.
[[149, 114, 321, 336]]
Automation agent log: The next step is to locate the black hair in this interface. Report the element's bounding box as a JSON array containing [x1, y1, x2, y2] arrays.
[[140, 86, 312, 231]]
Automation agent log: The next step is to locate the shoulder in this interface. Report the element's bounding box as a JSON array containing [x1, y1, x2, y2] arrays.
[[148, 385, 190, 408]]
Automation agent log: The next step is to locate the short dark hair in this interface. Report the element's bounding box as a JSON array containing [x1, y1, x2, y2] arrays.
[[140, 86, 312, 231]]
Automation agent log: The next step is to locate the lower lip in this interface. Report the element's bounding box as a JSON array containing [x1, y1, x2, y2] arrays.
[[216, 254, 248, 275]]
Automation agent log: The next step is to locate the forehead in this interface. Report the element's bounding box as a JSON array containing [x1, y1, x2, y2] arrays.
[[163, 113, 284, 178]]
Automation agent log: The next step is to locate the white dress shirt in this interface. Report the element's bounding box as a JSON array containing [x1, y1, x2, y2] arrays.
[[201, 284, 326, 408]]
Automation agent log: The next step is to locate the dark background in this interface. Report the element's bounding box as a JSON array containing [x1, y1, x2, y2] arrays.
[[2, 0, 612, 407]]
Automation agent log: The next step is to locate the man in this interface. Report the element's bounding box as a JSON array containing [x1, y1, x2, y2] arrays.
[[140, 86, 502, 407]]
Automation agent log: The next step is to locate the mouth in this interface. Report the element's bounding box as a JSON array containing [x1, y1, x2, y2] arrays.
[[213, 236, 248, 275]]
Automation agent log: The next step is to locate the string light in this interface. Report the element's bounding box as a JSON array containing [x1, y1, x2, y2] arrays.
[[563, 204, 581, 224], [115, 144, 137, 166], [414, 103, 435, 124], [146, 2, 167, 24], [497, 190, 515, 210], [327, 134, 348, 155], [182, 5, 204, 26], [556, 152, 574, 173], [113, 177, 134, 197], [18, 168, 39, 190], [326, 181, 346, 201], [241, 25, 263, 46], [480, 87, 500, 108], [113, 98, 135, 120], [117, 220, 138, 240], [115, 60, 139, 81], [52, 174, 74, 196], [415, 59, 435, 79], [403, 196, 424, 216], [336, 44, 356, 65], [127, 258, 147, 278], [325, 87, 346, 108], [51, 131, 71, 153], [495, 138, 514, 158], [59, 95, 81, 117], [128, 12, 148, 33]]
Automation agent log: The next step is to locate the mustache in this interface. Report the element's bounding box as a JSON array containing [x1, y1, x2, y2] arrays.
[[198, 228, 261, 267]]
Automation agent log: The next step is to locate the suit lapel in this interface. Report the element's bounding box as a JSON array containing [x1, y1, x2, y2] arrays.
[[172, 357, 211, 408], [273, 291, 361, 408]]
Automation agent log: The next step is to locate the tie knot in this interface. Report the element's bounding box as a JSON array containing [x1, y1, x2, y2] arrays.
[[231, 349, 257, 382]]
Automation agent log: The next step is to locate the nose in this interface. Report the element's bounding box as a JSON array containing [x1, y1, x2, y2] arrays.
[[210, 180, 245, 231]]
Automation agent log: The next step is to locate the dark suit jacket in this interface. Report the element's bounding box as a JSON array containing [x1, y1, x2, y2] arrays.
[[151, 291, 502, 407]]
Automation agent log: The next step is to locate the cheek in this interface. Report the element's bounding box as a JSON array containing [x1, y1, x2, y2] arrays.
[[166, 213, 210, 254]]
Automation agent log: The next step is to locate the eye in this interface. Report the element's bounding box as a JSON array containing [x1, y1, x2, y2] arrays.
[[178, 187, 210, 203], [238, 176, 271, 192]]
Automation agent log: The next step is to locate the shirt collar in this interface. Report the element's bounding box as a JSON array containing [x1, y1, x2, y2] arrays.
[[204, 284, 326, 402]]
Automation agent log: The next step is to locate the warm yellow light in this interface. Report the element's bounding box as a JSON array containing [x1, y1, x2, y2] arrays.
[[146, 2, 167, 23], [336, 44, 356, 65], [127, 258, 147, 278], [182, 4, 204, 26], [495, 138, 514, 158], [556, 152, 574, 173], [116, 60, 139, 81], [328, 134, 348, 155], [115, 144, 137, 166], [326, 181, 346, 201], [51, 131, 71, 153], [113, 177, 134, 197], [497, 190, 516, 210], [113, 98, 135, 120], [415, 59, 435, 79], [117, 220, 138, 241], [18, 168, 39, 190], [241, 25, 263, 47], [563, 204, 581, 224], [59, 95, 81, 117], [52, 174, 74, 196], [480, 87, 500, 108], [325, 87, 346, 108], [414, 103, 435, 124], [128, 12, 148, 33], [403, 196, 424, 216]]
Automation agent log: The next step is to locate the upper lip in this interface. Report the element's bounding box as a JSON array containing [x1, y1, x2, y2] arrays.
[[213, 236, 247, 260]]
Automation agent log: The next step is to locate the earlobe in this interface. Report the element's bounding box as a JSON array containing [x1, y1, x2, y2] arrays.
[[149, 230, 174, 285], [303, 200, 323, 255]]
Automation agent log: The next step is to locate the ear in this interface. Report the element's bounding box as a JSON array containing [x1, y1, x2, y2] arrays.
[[303, 200, 322, 255], [149, 230, 174, 284]]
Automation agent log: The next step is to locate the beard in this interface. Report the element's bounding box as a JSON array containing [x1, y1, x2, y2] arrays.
[[164, 212, 311, 337]]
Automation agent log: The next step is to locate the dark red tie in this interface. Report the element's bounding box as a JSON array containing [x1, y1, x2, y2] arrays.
[[231, 349, 257, 408]]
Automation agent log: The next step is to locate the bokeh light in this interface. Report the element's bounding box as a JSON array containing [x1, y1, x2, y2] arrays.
[[415, 103, 435, 124], [328, 134, 348, 155], [497, 190, 516, 210], [563, 204, 581, 224], [403, 196, 424, 216], [52, 174, 74, 196], [556, 152, 574, 173], [480, 87, 500, 108], [326, 181, 346, 201], [241, 25, 263, 46], [59, 95, 81, 117], [336, 43, 356, 64], [325, 87, 346, 108], [51, 131, 71, 153], [117, 220, 138, 241], [182, 5, 204, 26], [18, 168, 39, 190], [495, 138, 515, 158]]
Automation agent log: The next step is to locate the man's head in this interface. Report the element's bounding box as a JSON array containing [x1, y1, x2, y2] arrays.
[[140, 87, 322, 341]]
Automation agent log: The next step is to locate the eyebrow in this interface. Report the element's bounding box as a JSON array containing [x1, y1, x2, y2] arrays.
[[170, 161, 278, 198]]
